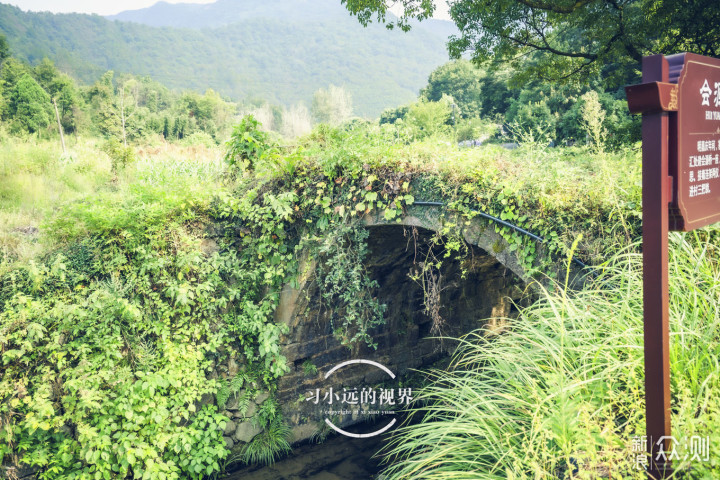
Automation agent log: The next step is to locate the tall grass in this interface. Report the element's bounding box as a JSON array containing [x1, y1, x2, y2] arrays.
[[132, 142, 225, 184], [380, 229, 720, 479], [0, 137, 226, 267], [0, 138, 111, 213], [0, 138, 111, 265]]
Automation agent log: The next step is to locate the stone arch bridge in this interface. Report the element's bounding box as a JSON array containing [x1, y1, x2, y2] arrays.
[[240, 202, 584, 445]]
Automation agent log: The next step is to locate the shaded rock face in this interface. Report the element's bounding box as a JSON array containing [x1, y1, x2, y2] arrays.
[[0, 465, 38, 480], [276, 225, 527, 443], [219, 389, 271, 453]]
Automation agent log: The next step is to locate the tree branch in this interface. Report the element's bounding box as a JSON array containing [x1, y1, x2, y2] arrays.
[[514, 0, 593, 14], [604, 0, 643, 62], [537, 58, 596, 81], [506, 32, 598, 59]]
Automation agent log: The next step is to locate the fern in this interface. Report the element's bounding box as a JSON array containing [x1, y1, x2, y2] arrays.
[[216, 370, 250, 409], [216, 381, 231, 409], [240, 415, 292, 466]]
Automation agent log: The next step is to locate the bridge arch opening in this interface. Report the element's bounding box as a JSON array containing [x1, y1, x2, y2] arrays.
[[364, 224, 527, 353], [275, 223, 530, 443]]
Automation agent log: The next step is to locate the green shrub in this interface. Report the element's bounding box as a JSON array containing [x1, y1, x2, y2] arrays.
[[224, 115, 271, 173], [456, 117, 497, 142], [0, 180, 300, 477], [182, 131, 217, 148], [405, 96, 453, 140], [379, 104, 410, 125], [101, 138, 136, 174]]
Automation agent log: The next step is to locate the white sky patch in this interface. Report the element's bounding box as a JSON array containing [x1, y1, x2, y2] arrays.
[[389, 0, 451, 21], [4, 0, 216, 16], [7, 0, 453, 20]]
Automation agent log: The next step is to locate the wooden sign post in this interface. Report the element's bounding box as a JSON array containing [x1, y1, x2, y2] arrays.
[[626, 52, 720, 479]]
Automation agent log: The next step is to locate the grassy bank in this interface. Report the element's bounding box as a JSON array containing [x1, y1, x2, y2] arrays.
[[380, 231, 720, 479]]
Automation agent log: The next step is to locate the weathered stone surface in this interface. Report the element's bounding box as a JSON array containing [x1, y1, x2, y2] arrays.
[[275, 255, 316, 329], [283, 337, 333, 362], [1, 464, 38, 480], [288, 422, 317, 445], [244, 401, 257, 418], [273, 223, 533, 446], [225, 390, 243, 410], [225, 397, 238, 411], [234, 421, 262, 443], [199, 393, 214, 406], [223, 419, 236, 436], [254, 391, 269, 405], [228, 357, 239, 377], [223, 436, 234, 450]]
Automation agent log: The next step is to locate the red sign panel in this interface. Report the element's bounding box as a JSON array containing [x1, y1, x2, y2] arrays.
[[673, 54, 720, 231]]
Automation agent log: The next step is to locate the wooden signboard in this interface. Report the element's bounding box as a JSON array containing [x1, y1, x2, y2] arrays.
[[625, 52, 720, 479], [672, 53, 720, 231]]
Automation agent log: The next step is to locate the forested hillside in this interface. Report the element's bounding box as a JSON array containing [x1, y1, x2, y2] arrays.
[[108, 0, 458, 45], [0, 1, 452, 117]]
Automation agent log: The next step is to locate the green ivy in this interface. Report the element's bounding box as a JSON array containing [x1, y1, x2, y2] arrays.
[[313, 220, 386, 349], [0, 181, 299, 478]]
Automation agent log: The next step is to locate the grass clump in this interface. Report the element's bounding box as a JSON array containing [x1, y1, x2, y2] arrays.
[[380, 229, 720, 479]]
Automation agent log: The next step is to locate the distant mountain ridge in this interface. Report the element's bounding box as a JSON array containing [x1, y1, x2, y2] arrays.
[[107, 0, 458, 38], [107, 0, 351, 28], [0, 0, 456, 117]]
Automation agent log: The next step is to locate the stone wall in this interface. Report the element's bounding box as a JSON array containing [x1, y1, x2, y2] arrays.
[[271, 223, 529, 445], [180, 205, 587, 458]]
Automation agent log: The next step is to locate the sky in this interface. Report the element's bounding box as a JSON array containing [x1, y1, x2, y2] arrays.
[[4, 0, 215, 15], [4, 0, 452, 19]]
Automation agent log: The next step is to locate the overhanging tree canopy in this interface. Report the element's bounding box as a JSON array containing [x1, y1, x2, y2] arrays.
[[341, 0, 720, 85]]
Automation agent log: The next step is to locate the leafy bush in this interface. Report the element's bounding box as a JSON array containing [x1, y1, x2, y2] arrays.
[[223, 115, 272, 173], [404, 96, 454, 140], [420, 60, 483, 119], [101, 138, 136, 174], [557, 90, 640, 148], [0, 179, 300, 477], [8, 73, 52, 134], [505, 94, 556, 144], [181, 131, 217, 148], [456, 118, 497, 142], [379, 104, 410, 125]]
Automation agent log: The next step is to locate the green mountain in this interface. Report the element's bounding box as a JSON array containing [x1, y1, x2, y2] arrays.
[[107, 0, 457, 39], [108, 0, 360, 28], [0, 1, 454, 117]]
